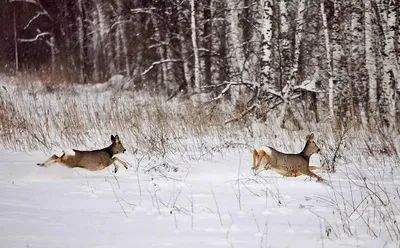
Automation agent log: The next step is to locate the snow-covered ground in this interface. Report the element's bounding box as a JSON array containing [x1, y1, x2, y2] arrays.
[[0, 144, 398, 248]]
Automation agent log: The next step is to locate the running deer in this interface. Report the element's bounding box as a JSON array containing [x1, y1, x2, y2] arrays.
[[37, 135, 128, 173], [252, 133, 328, 182]]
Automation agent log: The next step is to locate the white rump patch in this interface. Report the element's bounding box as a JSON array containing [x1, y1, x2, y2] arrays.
[[63, 149, 76, 157], [260, 146, 273, 156]]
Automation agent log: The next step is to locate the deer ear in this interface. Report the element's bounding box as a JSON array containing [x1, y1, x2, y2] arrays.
[[111, 135, 115, 142], [115, 135, 120, 143], [307, 133, 314, 140]]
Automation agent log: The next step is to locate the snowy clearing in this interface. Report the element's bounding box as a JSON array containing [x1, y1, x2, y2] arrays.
[[0, 144, 399, 248]]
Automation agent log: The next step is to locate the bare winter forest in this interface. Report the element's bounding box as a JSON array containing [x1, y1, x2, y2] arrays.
[[0, 0, 399, 130], [2, 1, 400, 247]]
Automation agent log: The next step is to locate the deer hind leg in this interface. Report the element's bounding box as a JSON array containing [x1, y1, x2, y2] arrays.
[[37, 154, 61, 167], [252, 149, 258, 170], [309, 165, 329, 171], [290, 170, 302, 177], [299, 168, 325, 182], [281, 169, 303, 177]]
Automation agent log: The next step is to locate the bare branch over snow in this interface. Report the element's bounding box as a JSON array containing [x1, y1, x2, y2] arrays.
[[141, 59, 182, 76]]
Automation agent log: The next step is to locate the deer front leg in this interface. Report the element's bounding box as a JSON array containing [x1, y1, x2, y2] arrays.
[[112, 157, 128, 169], [111, 157, 128, 173], [37, 154, 60, 167], [113, 163, 119, 173]]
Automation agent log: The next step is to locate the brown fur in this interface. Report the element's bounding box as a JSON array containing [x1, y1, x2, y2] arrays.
[[37, 135, 128, 173], [252, 133, 328, 182]]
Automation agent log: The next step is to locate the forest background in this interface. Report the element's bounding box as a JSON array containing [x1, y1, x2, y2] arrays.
[[0, 0, 399, 131]]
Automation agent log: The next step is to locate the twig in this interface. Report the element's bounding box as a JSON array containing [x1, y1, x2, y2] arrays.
[[225, 104, 257, 125], [211, 186, 223, 227], [141, 59, 182, 75], [107, 178, 128, 218], [330, 126, 350, 172], [108, 168, 121, 189]]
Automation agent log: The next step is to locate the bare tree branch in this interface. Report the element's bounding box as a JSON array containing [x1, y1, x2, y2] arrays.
[[18, 31, 53, 43], [141, 59, 182, 76], [225, 104, 257, 125]]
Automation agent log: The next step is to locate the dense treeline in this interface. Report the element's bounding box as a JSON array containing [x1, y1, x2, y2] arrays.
[[0, 0, 399, 130]]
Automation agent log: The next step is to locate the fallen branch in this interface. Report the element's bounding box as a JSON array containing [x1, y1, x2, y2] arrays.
[[141, 59, 181, 76], [224, 104, 257, 125]]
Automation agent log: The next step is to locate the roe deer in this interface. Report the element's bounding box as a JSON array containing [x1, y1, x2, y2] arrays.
[[37, 135, 128, 173], [252, 133, 328, 182]]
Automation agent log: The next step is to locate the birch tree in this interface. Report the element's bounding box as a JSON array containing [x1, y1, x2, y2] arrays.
[[115, 0, 130, 77], [259, 0, 273, 90], [190, 0, 201, 93], [77, 0, 87, 83], [365, 0, 378, 120], [13, 4, 18, 74], [320, 0, 335, 124], [91, 7, 100, 82], [349, 0, 367, 125], [93, 1, 115, 79], [226, 0, 247, 84], [277, 0, 306, 129], [278, 0, 290, 90], [150, 13, 169, 89], [378, 0, 399, 128], [227, 0, 247, 104], [203, 0, 213, 85], [177, 2, 191, 90]]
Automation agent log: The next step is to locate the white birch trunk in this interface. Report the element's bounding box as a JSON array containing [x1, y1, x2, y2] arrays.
[[77, 0, 84, 83], [116, 0, 130, 77], [378, 0, 399, 127], [365, 0, 378, 119], [292, 0, 305, 76], [259, 0, 273, 91], [226, 0, 247, 89], [95, 2, 115, 77], [13, 6, 18, 74], [203, 0, 213, 85], [227, 0, 249, 103], [93, 3, 104, 81], [350, 0, 367, 125], [115, 24, 121, 73], [190, 0, 201, 92], [150, 14, 168, 88], [279, 0, 289, 34], [91, 7, 100, 82], [277, 0, 306, 128], [278, 0, 290, 88], [177, 9, 191, 89], [320, 1, 335, 122], [164, 29, 174, 90], [50, 36, 55, 74]]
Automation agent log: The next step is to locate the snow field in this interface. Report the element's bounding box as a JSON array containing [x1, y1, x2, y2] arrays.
[[1, 145, 399, 248]]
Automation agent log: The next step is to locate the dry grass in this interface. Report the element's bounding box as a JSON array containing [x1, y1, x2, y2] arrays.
[[0, 76, 244, 161], [0, 75, 399, 160]]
